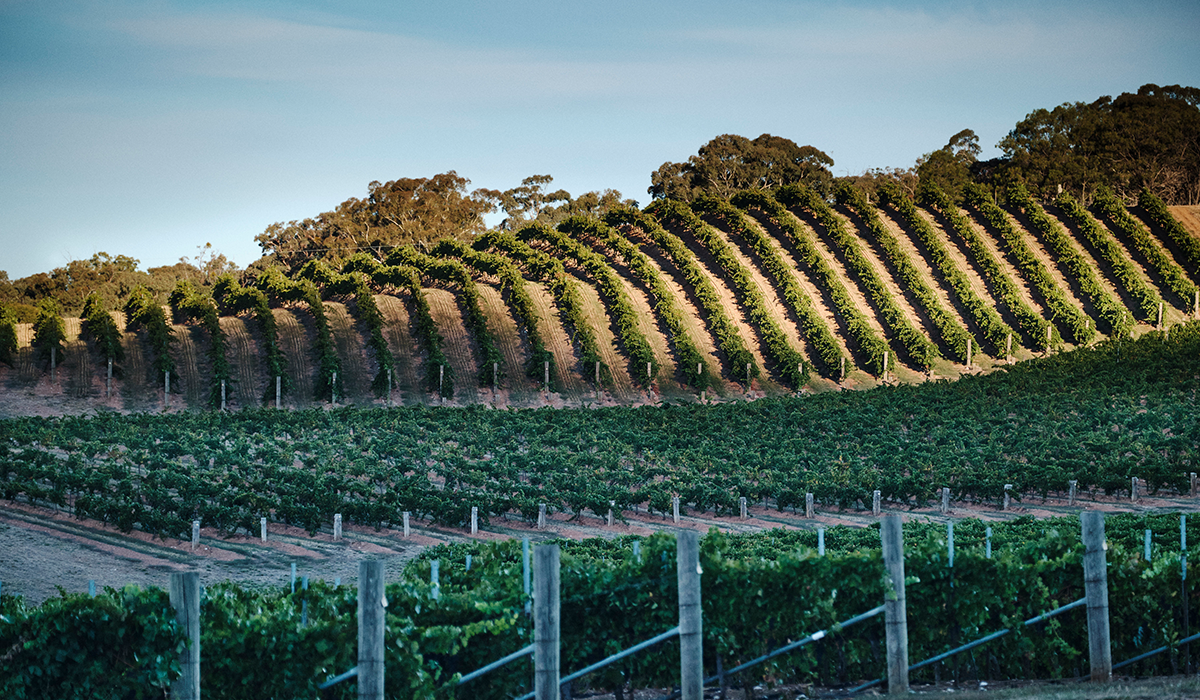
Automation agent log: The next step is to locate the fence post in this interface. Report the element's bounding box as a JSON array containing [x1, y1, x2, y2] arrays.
[[1069, 480, 1078, 506], [673, 496, 681, 524], [334, 514, 342, 541], [164, 370, 170, 408], [275, 376, 281, 409], [534, 544, 561, 700], [169, 571, 201, 700], [191, 520, 200, 552], [403, 511, 410, 538], [220, 379, 226, 410], [358, 560, 386, 700], [538, 503, 547, 529], [940, 487, 950, 514], [544, 360, 550, 391], [1131, 476, 1138, 502], [739, 496, 748, 520], [872, 490, 881, 516], [818, 527, 825, 555], [1003, 484, 1013, 510], [677, 530, 703, 700], [107, 358, 113, 397], [471, 506, 478, 535], [805, 492, 814, 519], [607, 501, 615, 527], [1191, 472, 1197, 497], [260, 517, 267, 542], [881, 515, 908, 694], [1082, 511, 1112, 683]]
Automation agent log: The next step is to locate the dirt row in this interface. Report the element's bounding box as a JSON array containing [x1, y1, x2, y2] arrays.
[[3, 484, 1197, 605]]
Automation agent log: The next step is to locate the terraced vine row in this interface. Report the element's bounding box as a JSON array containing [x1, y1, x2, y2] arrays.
[[837, 184, 974, 362], [1093, 190, 1198, 309], [878, 186, 1015, 354]]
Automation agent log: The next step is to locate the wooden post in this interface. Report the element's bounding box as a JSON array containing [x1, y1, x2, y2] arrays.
[[1082, 511, 1112, 682], [358, 560, 386, 700], [333, 513, 342, 541], [677, 531, 703, 700], [818, 527, 825, 555], [805, 492, 814, 519], [538, 503, 547, 529], [107, 358, 113, 397], [673, 496, 681, 524], [275, 376, 281, 409], [1069, 480, 1078, 506], [745, 362, 751, 390], [881, 515, 909, 694], [1003, 484, 1013, 510], [387, 368, 392, 405], [260, 517, 267, 542], [164, 370, 170, 408], [872, 489, 881, 516], [607, 501, 615, 527], [492, 362, 498, 389], [1006, 333, 1013, 363], [170, 572, 201, 700], [1131, 476, 1138, 502], [882, 351, 889, 382], [332, 371, 338, 404], [739, 496, 748, 520], [220, 379, 226, 410], [523, 537, 532, 614], [534, 544, 561, 700], [1157, 302, 1164, 330], [471, 506, 478, 535], [191, 520, 200, 552], [1191, 472, 1198, 497], [403, 511, 410, 538], [940, 487, 950, 514], [544, 361, 550, 390], [439, 364, 445, 395], [1046, 325, 1052, 352], [965, 337, 972, 369], [595, 361, 600, 388], [839, 356, 846, 382]]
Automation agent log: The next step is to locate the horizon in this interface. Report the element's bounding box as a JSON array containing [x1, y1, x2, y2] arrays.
[[3, 0, 1198, 280]]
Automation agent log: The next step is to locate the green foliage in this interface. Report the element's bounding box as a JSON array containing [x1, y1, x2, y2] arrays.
[[121, 287, 175, 381], [1139, 188, 1200, 276], [80, 292, 124, 366], [877, 184, 1015, 354], [169, 281, 231, 407], [529, 218, 657, 386], [1005, 183, 1129, 338], [963, 185, 1097, 346], [476, 227, 604, 388], [733, 189, 887, 375], [262, 266, 342, 401], [919, 184, 1050, 348], [1, 323, 1195, 539], [386, 248, 503, 389], [686, 194, 816, 386], [837, 183, 975, 362], [0, 585, 185, 698], [778, 183, 937, 371], [212, 274, 291, 404], [915, 129, 980, 203], [650, 134, 835, 202], [0, 305, 20, 367], [430, 239, 555, 382], [1092, 189, 1199, 308], [32, 298, 67, 370]]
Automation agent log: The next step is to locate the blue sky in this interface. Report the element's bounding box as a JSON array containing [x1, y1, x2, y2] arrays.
[[2, 0, 1197, 279]]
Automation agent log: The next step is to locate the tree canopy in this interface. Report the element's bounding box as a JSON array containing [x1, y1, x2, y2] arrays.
[[649, 134, 834, 201], [254, 171, 496, 272], [996, 84, 1200, 204]]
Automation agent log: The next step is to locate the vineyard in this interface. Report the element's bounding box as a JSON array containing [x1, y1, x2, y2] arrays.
[[4, 515, 1200, 699], [1, 190, 1198, 411]]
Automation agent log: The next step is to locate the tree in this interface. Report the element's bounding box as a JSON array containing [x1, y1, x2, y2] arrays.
[[32, 298, 66, 369], [0, 304, 17, 366], [649, 134, 834, 202], [916, 129, 980, 202], [995, 85, 1200, 204], [492, 176, 636, 230], [255, 171, 496, 271]]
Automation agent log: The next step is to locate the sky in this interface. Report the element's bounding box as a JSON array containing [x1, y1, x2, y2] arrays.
[[2, 0, 1198, 280]]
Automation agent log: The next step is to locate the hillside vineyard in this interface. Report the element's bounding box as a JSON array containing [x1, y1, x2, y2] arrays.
[[2, 185, 1198, 409]]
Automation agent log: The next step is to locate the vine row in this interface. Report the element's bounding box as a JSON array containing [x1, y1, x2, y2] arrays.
[[778, 184, 936, 370], [122, 286, 174, 382], [1139, 188, 1200, 281], [168, 281, 231, 407], [212, 275, 290, 403], [1093, 190, 1198, 309], [877, 184, 1014, 355]]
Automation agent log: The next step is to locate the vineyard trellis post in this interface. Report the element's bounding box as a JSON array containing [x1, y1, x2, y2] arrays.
[[275, 376, 281, 409], [169, 571, 200, 700], [1069, 480, 1078, 506], [535, 544, 561, 700], [164, 370, 170, 409], [220, 379, 226, 410], [806, 492, 814, 518], [1082, 511, 1112, 682], [940, 487, 950, 514], [191, 520, 199, 551], [818, 527, 825, 555], [359, 560, 385, 700], [334, 514, 342, 540], [739, 497, 747, 520], [260, 517, 267, 542], [882, 514, 908, 694], [677, 530, 703, 700], [403, 511, 410, 537], [872, 490, 881, 516], [1003, 484, 1013, 510], [107, 358, 113, 397]]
